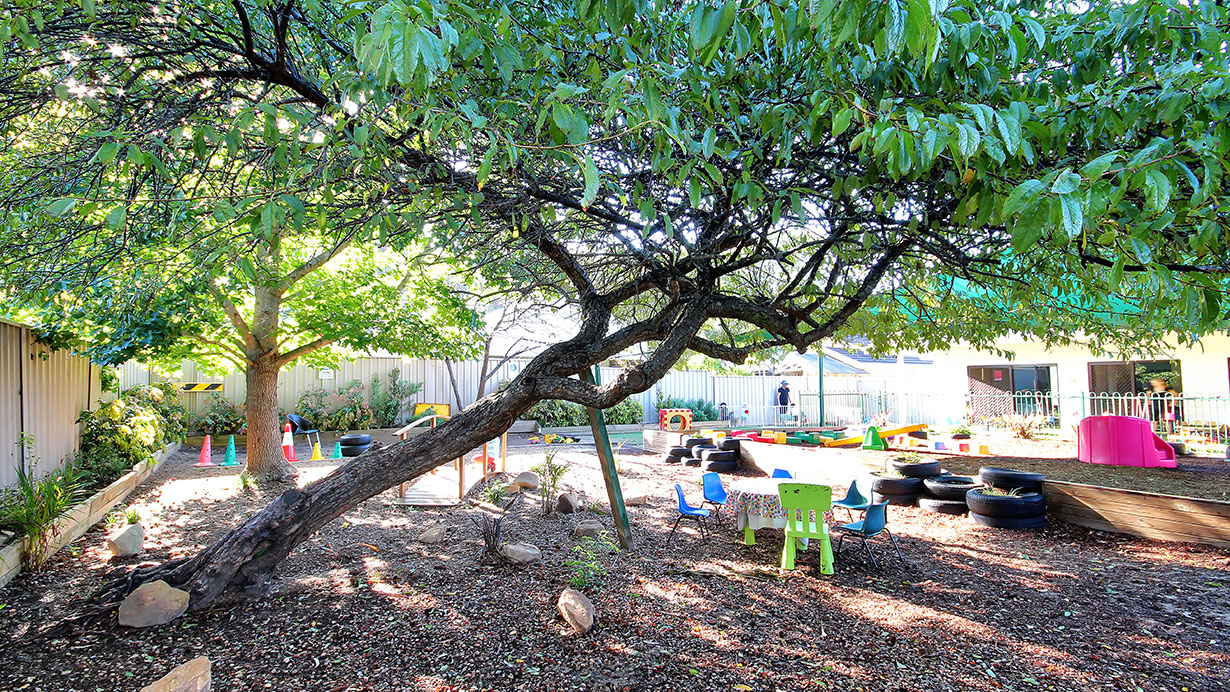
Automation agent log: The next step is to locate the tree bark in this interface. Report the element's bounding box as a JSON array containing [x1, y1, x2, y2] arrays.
[[244, 355, 296, 481]]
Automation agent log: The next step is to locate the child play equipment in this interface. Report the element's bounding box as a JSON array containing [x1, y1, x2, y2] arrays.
[[825, 423, 928, 448], [1077, 415, 1177, 468], [194, 435, 215, 467], [659, 408, 693, 431]]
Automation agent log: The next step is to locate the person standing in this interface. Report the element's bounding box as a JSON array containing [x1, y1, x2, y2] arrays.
[[777, 380, 791, 421]]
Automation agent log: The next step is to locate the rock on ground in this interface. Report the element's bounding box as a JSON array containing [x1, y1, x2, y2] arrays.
[[624, 494, 650, 506], [573, 519, 604, 538], [141, 656, 211, 692], [500, 542, 542, 564], [118, 580, 190, 628], [418, 526, 447, 544], [106, 523, 145, 557], [507, 471, 540, 491], [556, 492, 584, 513], [557, 588, 595, 634]]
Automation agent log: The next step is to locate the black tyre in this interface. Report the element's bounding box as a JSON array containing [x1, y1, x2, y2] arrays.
[[684, 457, 702, 467], [664, 454, 684, 465], [700, 449, 738, 463], [918, 497, 968, 514], [718, 438, 742, 452], [685, 438, 711, 451], [969, 512, 1046, 530], [908, 430, 929, 440], [979, 466, 1045, 493], [668, 445, 693, 458], [339, 433, 371, 446], [965, 489, 1045, 518], [923, 475, 980, 501], [339, 443, 370, 457], [702, 460, 738, 473], [870, 475, 924, 495], [872, 491, 917, 506], [890, 460, 943, 478]]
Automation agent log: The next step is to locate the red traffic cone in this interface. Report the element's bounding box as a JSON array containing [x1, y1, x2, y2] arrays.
[[282, 423, 299, 462], [194, 435, 215, 467]]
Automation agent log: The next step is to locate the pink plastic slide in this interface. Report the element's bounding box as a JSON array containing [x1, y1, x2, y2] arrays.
[[1077, 415, 1177, 468]]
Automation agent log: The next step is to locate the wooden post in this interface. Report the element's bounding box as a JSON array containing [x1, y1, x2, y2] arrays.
[[583, 366, 633, 550], [501, 432, 508, 472]]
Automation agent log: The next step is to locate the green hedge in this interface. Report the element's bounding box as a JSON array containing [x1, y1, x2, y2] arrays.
[[520, 397, 644, 427], [656, 397, 721, 421], [76, 384, 187, 491]]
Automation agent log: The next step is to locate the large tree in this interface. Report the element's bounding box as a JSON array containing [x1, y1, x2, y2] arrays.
[[2, 0, 1228, 621]]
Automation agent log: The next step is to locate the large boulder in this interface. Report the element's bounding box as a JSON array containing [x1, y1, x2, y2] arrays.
[[557, 588, 595, 634], [118, 580, 190, 628], [106, 523, 145, 557], [141, 656, 211, 692], [500, 542, 542, 565], [556, 493, 584, 514], [573, 519, 604, 539]]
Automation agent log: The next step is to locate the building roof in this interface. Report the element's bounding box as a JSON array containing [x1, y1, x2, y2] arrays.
[[775, 352, 869, 376], [829, 336, 934, 365]]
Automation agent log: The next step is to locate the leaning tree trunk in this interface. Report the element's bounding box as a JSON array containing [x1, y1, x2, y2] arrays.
[[73, 385, 533, 622], [243, 356, 296, 481]]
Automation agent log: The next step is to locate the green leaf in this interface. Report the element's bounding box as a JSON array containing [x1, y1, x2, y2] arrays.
[[833, 108, 855, 137], [1143, 170, 1171, 211], [46, 198, 77, 217], [1002, 180, 1045, 217], [1079, 153, 1118, 179], [885, 0, 907, 55], [994, 112, 1021, 155], [580, 154, 599, 208], [476, 143, 496, 190], [1050, 169, 1081, 195], [1058, 194, 1083, 239], [93, 142, 119, 165], [105, 204, 126, 230]]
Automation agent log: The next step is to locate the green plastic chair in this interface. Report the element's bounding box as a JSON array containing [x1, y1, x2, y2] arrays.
[[776, 483, 834, 574]]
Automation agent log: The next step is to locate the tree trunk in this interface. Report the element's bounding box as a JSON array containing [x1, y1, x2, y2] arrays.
[[244, 356, 296, 481]]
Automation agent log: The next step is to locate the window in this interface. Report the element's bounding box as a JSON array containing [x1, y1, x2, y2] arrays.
[[967, 364, 1057, 421], [1088, 360, 1182, 395]]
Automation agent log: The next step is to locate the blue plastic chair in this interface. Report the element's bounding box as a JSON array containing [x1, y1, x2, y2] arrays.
[[668, 483, 712, 545], [701, 472, 727, 524], [771, 468, 793, 479], [832, 479, 872, 521], [833, 501, 908, 569]]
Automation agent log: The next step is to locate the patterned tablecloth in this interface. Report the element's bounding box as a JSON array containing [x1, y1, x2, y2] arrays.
[[726, 477, 821, 531]]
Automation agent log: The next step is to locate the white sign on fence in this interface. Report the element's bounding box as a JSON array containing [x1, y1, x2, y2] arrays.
[[318, 367, 334, 380]]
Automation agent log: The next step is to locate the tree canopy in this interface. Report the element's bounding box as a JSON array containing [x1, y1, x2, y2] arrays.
[[2, 0, 1229, 614]]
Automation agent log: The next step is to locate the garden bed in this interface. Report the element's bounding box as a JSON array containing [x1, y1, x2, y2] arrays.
[[0, 442, 181, 589]]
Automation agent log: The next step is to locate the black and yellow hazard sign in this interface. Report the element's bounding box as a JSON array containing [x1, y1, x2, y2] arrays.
[[181, 382, 224, 392]]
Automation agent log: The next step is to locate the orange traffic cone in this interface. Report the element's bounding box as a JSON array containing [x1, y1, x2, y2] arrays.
[[282, 423, 299, 462], [194, 435, 215, 467]]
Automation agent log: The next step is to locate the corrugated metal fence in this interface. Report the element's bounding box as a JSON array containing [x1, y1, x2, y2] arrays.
[[121, 358, 816, 426], [0, 321, 102, 487]]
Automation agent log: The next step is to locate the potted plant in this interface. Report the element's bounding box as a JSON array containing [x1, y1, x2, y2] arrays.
[[951, 423, 972, 440]]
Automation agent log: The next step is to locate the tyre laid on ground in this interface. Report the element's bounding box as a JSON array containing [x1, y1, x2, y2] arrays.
[[969, 512, 1046, 530], [923, 475, 981, 501], [870, 475, 924, 495], [872, 491, 918, 506], [685, 457, 702, 467], [685, 438, 711, 451], [702, 460, 738, 473], [978, 466, 1045, 493], [965, 489, 1046, 518], [699, 448, 738, 463], [338, 433, 371, 446], [668, 445, 693, 458], [664, 454, 684, 465], [890, 459, 943, 478], [918, 497, 968, 514], [339, 443, 370, 457], [718, 438, 742, 452]]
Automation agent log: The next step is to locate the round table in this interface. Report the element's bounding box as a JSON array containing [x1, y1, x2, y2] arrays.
[[725, 477, 834, 574]]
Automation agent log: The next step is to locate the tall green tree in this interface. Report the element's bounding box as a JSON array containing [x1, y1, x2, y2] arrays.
[[2, 0, 1228, 620]]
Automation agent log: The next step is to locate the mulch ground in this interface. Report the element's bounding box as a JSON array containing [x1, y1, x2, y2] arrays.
[[1, 441, 1227, 692]]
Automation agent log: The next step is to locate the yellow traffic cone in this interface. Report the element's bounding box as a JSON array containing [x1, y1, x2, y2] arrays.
[[309, 442, 324, 461]]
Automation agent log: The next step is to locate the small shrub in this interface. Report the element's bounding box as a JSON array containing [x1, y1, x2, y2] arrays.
[[77, 384, 186, 490], [531, 451, 569, 515], [0, 464, 86, 570], [370, 368, 424, 428], [482, 481, 504, 505], [604, 398, 644, 425], [657, 396, 720, 421], [951, 422, 972, 436], [564, 532, 617, 590], [237, 470, 256, 492], [325, 380, 374, 431], [520, 399, 588, 427], [297, 387, 331, 426], [976, 486, 1026, 497], [892, 452, 923, 464], [999, 413, 1045, 439], [193, 394, 245, 436]]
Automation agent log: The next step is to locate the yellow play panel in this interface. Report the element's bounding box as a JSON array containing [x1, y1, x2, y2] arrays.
[[824, 423, 928, 447]]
